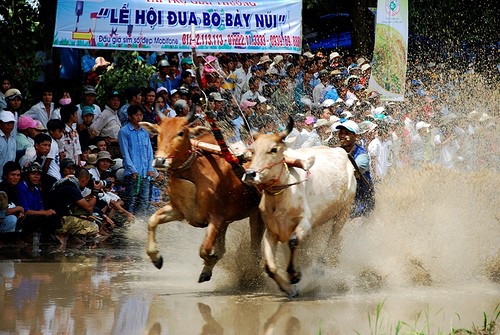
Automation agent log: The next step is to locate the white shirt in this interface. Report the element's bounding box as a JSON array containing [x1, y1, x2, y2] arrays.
[[90, 105, 122, 139], [368, 136, 391, 180], [25, 102, 57, 128], [47, 138, 62, 180]]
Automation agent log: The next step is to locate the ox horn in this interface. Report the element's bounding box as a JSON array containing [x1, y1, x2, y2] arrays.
[[186, 101, 198, 123], [279, 115, 294, 139], [155, 105, 166, 121]]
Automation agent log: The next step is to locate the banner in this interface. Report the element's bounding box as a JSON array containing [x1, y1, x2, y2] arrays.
[[368, 0, 408, 101], [53, 0, 302, 54]]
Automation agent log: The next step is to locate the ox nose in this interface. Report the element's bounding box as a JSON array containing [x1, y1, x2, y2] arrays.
[[242, 169, 257, 184], [153, 157, 169, 169]]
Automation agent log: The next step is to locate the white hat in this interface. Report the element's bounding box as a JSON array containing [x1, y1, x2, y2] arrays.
[[357, 57, 366, 66], [416, 121, 431, 131], [0, 111, 16, 123], [335, 120, 360, 134], [303, 51, 314, 59], [345, 99, 356, 107], [321, 99, 335, 108], [329, 115, 340, 123], [373, 106, 385, 115], [329, 52, 341, 61], [273, 55, 284, 64], [361, 63, 371, 72], [341, 111, 353, 119], [257, 96, 267, 104], [314, 119, 332, 129]]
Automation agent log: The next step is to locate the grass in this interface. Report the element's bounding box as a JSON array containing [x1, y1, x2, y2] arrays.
[[350, 302, 500, 335]]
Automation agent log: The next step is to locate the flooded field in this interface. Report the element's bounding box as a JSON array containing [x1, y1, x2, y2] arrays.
[[1, 166, 499, 335]]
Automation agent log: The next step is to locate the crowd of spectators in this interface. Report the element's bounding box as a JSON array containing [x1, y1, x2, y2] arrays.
[[0, 47, 497, 248]]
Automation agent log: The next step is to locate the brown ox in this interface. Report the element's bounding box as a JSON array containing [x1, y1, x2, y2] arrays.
[[242, 118, 357, 297], [141, 112, 263, 283]]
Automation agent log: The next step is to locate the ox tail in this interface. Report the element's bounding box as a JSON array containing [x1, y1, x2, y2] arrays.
[[205, 112, 245, 178]]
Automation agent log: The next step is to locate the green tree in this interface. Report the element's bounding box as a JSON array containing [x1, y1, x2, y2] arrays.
[[95, 51, 156, 106], [0, 1, 44, 102]]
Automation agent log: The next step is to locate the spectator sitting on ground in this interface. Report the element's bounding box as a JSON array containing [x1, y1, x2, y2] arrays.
[[48, 167, 102, 247], [0, 162, 25, 232], [0, 111, 17, 180], [16, 162, 63, 244], [15, 115, 41, 160]]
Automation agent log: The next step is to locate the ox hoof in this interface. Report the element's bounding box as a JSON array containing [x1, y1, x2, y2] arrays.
[[287, 287, 299, 299], [198, 272, 212, 283], [289, 235, 299, 249], [153, 256, 164, 269], [289, 272, 302, 285]]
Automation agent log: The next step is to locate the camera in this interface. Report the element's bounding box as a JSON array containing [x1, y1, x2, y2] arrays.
[[88, 177, 112, 191]]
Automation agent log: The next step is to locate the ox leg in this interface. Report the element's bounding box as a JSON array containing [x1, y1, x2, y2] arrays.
[[199, 221, 228, 283], [249, 210, 265, 260], [263, 230, 297, 298], [146, 204, 184, 269], [287, 235, 302, 285]]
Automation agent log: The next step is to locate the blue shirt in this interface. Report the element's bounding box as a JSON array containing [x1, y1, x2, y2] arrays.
[[149, 73, 173, 93], [118, 123, 155, 178], [118, 102, 130, 125], [351, 144, 375, 216], [16, 181, 44, 212]]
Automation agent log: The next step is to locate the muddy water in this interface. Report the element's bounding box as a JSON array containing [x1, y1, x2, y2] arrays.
[[1, 164, 499, 335]]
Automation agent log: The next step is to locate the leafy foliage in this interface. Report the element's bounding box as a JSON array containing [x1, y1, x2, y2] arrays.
[[95, 51, 156, 106], [0, 1, 43, 101]]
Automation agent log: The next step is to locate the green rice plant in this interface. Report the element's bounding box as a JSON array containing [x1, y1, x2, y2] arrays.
[[357, 302, 499, 335], [452, 304, 499, 335]]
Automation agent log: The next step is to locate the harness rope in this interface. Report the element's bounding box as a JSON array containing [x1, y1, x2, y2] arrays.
[[256, 160, 311, 196]]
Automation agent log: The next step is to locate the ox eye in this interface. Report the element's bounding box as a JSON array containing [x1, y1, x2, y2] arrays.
[[270, 147, 278, 154], [178, 131, 184, 137]]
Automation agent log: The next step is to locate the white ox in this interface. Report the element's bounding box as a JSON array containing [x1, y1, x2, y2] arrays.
[[242, 118, 356, 297]]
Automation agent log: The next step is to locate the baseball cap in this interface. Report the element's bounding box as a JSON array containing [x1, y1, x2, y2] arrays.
[[305, 116, 316, 125], [17, 115, 38, 130], [181, 57, 193, 65], [0, 111, 16, 123], [35, 120, 47, 132], [159, 59, 170, 67], [83, 86, 96, 95], [335, 120, 360, 134], [251, 64, 264, 73], [240, 100, 257, 111], [82, 105, 95, 116], [4, 88, 22, 101], [108, 90, 120, 99], [209, 92, 225, 102], [23, 161, 43, 174]]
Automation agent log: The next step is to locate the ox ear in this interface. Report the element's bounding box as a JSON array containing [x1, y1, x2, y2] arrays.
[[189, 126, 212, 138], [140, 122, 159, 136], [278, 115, 294, 140]]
